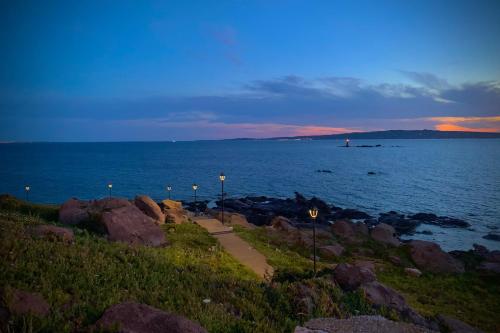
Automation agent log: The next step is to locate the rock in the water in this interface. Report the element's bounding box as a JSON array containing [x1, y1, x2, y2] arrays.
[[409, 213, 438, 222], [437, 314, 484, 333], [405, 267, 422, 277], [333, 263, 376, 291], [370, 223, 401, 246], [6, 289, 50, 317], [409, 240, 464, 274], [483, 233, 500, 242], [31, 224, 75, 243], [134, 195, 165, 224], [101, 205, 167, 247], [319, 244, 345, 258], [378, 212, 420, 235], [96, 302, 207, 333], [297, 315, 437, 333]]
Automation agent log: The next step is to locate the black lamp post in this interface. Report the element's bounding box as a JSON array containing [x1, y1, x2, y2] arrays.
[[308, 206, 319, 275], [24, 185, 30, 201], [219, 172, 225, 224], [192, 183, 198, 215], [167, 185, 172, 200], [107, 183, 112, 198]]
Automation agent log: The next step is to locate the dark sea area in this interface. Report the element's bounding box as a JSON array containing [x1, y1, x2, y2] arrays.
[[1, 139, 499, 251]]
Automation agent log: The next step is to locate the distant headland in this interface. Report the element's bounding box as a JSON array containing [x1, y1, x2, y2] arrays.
[[242, 129, 500, 141]]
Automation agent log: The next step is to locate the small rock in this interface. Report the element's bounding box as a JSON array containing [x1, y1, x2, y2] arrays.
[[388, 255, 402, 266], [404, 267, 422, 277], [96, 302, 207, 333], [360, 281, 407, 312]]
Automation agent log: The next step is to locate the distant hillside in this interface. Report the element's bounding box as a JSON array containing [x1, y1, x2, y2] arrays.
[[267, 129, 500, 140]]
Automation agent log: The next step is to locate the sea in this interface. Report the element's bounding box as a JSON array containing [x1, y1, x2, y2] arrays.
[[1, 139, 499, 251]]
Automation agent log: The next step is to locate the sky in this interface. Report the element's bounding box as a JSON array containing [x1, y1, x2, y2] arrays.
[[1, 0, 500, 141]]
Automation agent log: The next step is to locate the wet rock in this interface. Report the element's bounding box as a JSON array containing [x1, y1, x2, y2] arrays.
[[319, 244, 345, 258], [437, 314, 484, 333], [96, 302, 207, 333], [134, 195, 165, 224], [6, 289, 50, 318], [296, 315, 437, 333], [101, 205, 167, 247], [420, 230, 433, 235], [333, 209, 371, 220], [409, 240, 464, 274], [333, 263, 376, 291], [367, 171, 376, 175], [370, 223, 401, 246], [483, 233, 500, 242], [316, 169, 333, 173], [378, 212, 420, 235], [409, 213, 438, 222], [31, 224, 75, 243]]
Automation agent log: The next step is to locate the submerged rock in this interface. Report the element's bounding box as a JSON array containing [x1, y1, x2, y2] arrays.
[[96, 302, 207, 333], [483, 232, 500, 242]]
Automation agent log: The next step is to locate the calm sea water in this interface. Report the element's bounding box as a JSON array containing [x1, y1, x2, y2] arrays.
[[1, 139, 499, 251]]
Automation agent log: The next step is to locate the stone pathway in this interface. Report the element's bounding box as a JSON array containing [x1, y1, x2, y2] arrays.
[[193, 216, 274, 279]]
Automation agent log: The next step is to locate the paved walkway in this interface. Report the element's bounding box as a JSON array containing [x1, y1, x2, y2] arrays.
[[193, 216, 274, 279]]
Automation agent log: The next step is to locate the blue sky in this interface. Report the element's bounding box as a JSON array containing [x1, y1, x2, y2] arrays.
[[1, 0, 500, 141]]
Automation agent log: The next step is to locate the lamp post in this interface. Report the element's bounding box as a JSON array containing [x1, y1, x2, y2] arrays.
[[24, 185, 30, 201], [308, 206, 319, 275], [167, 185, 172, 200], [107, 183, 113, 198], [219, 172, 225, 224], [192, 183, 198, 215], [345, 138, 350, 147]]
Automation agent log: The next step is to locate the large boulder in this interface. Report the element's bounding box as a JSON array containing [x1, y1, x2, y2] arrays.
[[5, 289, 50, 318], [96, 302, 207, 333], [59, 198, 89, 225], [409, 240, 464, 274], [370, 223, 401, 246], [333, 263, 376, 291], [31, 225, 74, 243], [295, 315, 437, 333], [161, 199, 187, 224], [271, 216, 297, 233], [331, 220, 356, 241], [134, 195, 165, 224], [101, 205, 167, 247]]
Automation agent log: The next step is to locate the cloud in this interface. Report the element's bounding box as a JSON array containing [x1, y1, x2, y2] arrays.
[[425, 115, 500, 132], [400, 70, 451, 90], [2, 72, 499, 140]]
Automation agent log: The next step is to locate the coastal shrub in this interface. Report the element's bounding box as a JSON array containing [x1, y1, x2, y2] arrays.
[[0, 194, 59, 222]]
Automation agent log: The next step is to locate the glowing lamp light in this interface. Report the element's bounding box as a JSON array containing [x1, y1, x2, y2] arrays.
[[24, 185, 31, 192], [309, 207, 319, 219], [192, 184, 198, 191], [107, 183, 113, 189], [219, 172, 225, 182]]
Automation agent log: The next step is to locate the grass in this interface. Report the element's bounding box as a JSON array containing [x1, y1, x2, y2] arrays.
[[1, 197, 499, 332]]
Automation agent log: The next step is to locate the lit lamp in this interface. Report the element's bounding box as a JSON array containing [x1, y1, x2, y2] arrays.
[[24, 185, 31, 201], [107, 183, 113, 198], [219, 172, 225, 224], [345, 138, 350, 147], [192, 183, 198, 215], [167, 185, 172, 200], [308, 206, 319, 275]]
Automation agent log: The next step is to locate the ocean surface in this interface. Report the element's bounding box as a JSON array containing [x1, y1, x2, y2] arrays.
[[1, 139, 499, 251]]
